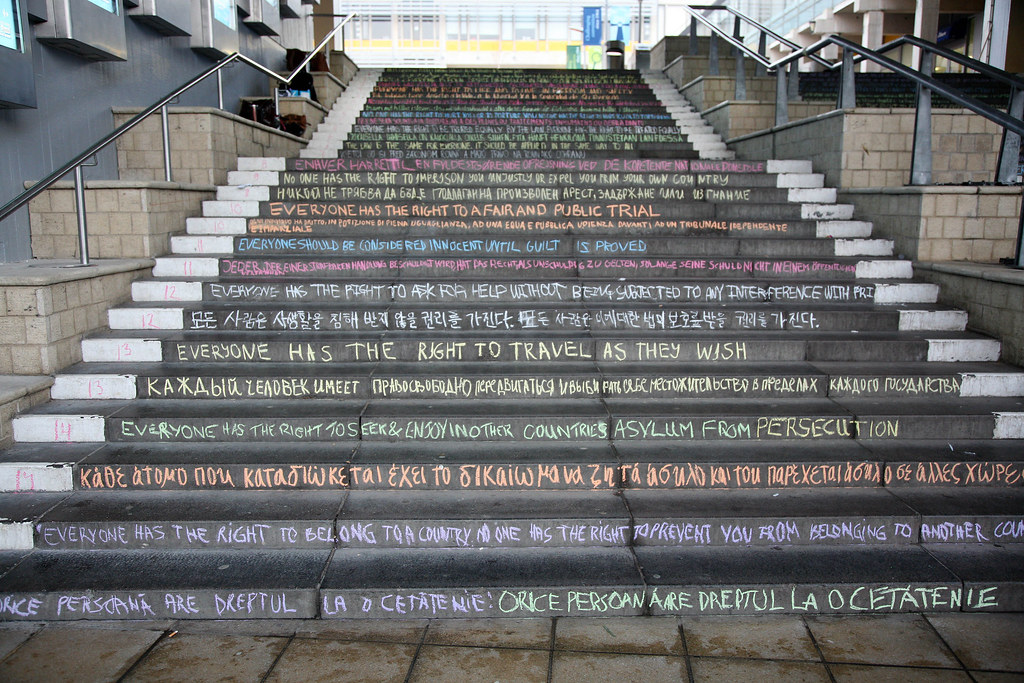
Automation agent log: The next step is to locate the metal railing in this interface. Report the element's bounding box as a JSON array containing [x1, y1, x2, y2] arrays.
[[0, 13, 356, 267], [677, 5, 1024, 268]]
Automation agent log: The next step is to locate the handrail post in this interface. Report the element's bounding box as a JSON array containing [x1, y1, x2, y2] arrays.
[[160, 105, 172, 183], [73, 166, 91, 267], [996, 85, 1023, 184], [734, 19, 746, 100], [787, 62, 799, 100], [755, 31, 767, 76], [708, 32, 719, 75], [689, 16, 698, 55], [910, 50, 934, 185], [216, 69, 224, 110], [839, 49, 856, 108], [1015, 201, 1023, 269], [775, 66, 789, 126]]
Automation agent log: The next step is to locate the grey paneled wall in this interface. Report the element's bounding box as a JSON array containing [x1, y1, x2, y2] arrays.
[[0, 15, 287, 262]]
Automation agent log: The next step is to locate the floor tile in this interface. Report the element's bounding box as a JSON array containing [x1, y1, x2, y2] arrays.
[[0, 625, 161, 683], [294, 618, 428, 644], [680, 615, 819, 661], [171, 619, 300, 637], [424, 617, 551, 648], [970, 673, 1024, 682], [927, 613, 1024, 672], [121, 633, 288, 682], [550, 651, 688, 682], [0, 624, 41, 660], [806, 614, 960, 668], [830, 663, 972, 682], [410, 644, 550, 683], [690, 656, 831, 682], [266, 638, 417, 682], [554, 616, 683, 654]]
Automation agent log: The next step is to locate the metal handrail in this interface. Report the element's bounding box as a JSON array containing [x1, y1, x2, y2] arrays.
[[684, 4, 833, 70], [674, 5, 1024, 267], [0, 13, 355, 266]]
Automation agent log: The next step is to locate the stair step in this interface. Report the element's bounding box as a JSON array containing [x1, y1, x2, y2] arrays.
[[49, 361, 1024, 401], [10, 488, 1021, 553], [105, 301, 965, 334], [3, 438, 1022, 493], [2, 65, 1020, 623], [76, 331, 1003, 364], [150, 255, 911, 281], [0, 543, 1017, 619], [129, 278, 932, 306], [12, 397, 1023, 444]]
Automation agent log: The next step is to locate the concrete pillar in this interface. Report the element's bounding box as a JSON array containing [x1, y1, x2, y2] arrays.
[[861, 10, 884, 72], [981, 0, 1011, 69], [913, 0, 939, 69]]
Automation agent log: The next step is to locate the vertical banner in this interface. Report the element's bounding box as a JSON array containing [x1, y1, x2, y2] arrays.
[[582, 7, 602, 45], [584, 45, 603, 69], [566, 45, 583, 69], [609, 5, 631, 45]]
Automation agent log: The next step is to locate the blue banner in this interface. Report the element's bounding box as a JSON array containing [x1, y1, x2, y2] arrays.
[[583, 7, 602, 46]]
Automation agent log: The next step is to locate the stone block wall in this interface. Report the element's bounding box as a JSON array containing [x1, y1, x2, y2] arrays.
[[704, 101, 833, 141], [29, 182, 214, 260], [328, 51, 359, 88], [113, 107, 304, 186], [730, 108, 1007, 189], [0, 261, 152, 374], [312, 72, 344, 110], [679, 76, 776, 112], [840, 187, 1022, 263], [913, 263, 1024, 367], [651, 37, 692, 70], [0, 377, 52, 449]]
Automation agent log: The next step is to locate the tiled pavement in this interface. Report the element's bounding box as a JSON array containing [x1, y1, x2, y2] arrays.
[[0, 613, 1021, 682]]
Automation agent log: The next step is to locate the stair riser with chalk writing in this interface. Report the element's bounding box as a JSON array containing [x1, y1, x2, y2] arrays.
[[1, 65, 1022, 621]]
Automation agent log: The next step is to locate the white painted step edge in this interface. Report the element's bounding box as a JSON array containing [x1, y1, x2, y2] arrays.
[[226, 171, 279, 186], [82, 338, 163, 363], [994, 413, 1024, 439], [237, 157, 285, 171], [132, 281, 203, 303], [12, 415, 105, 443], [767, 160, 813, 174], [152, 257, 220, 278], [0, 463, 73, 493], [186, 217, 247, 236], [51, 374, 138, 400], [202, 200, 260, 218], [898, 309, 968, 332], [108, 307, 185, 331], [834, 239, 894, 257], [874, 283, 939, 304], [961, 374, 1024, 397], [856, 260, 913, 279], [217, 185, 269, 201], [171, 235, 235, 255], [927, 339, 1000, 362]]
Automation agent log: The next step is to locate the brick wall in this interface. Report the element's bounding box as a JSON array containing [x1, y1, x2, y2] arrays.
[[113, 107, 304, 186], [841, 187, 1022, 263], [0, 261, 152, 374], [29, 182, 214, 260], [914, 263, 1024, 367], [731, 108, 1007, 189]]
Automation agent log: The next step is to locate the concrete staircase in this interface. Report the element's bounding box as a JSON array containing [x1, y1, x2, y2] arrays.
[[1, 67, 1022, 621]]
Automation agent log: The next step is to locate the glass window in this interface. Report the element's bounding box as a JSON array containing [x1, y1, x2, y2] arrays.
[[0, 0, 20, 51], [370, 15, 391, 40]]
